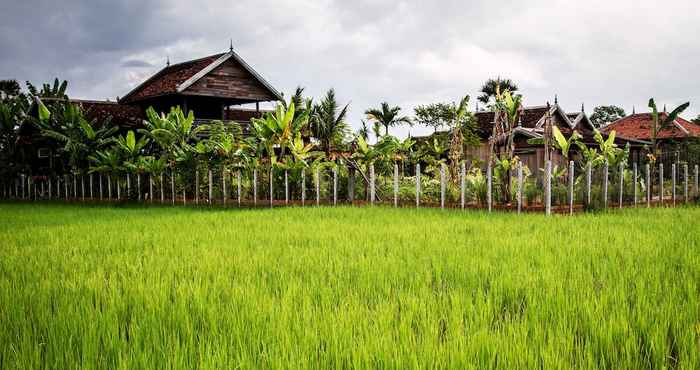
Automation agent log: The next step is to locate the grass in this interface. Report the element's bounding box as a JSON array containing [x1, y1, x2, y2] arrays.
[[1, 203, 699, 369]]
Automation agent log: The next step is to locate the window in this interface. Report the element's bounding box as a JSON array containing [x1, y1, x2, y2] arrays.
[[38, 148, 50, 158]]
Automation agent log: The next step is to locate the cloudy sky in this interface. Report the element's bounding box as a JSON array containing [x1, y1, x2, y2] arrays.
[[2, 0, 699, 137]]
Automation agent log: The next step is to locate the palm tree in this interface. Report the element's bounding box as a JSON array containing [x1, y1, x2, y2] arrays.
[[478, 77, 518, 105], [310, 89, 350, 156], [357, 120, 370, 142], [365, 102, 411, 136]]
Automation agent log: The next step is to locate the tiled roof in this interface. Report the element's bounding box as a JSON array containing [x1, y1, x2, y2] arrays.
[[73, 100, 144, 128], [120, 54, 224, 103], [601, 113, 700, 140]]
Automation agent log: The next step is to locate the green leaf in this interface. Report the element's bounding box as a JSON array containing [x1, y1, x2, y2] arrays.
[[126, 131, 136, 152], [37, 99, 50, 122]]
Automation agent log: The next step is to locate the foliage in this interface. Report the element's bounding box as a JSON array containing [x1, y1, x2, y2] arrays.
[[647, 99, 690, 160], [478, 77, 518, 105], [590, 105, 626, 127], [365, 102, 412, 137], [310, 89, 349, 155]]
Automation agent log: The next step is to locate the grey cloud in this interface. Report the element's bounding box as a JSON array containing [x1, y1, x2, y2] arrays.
[[1, 0, 699, 138]]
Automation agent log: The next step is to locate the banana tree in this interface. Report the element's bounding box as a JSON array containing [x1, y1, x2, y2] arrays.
[[647, 99, 690, 162]]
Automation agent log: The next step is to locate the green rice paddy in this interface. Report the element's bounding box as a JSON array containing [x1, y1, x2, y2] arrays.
[[1, 203, 699, 369]]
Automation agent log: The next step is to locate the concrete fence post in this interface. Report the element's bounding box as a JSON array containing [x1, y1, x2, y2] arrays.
[[49, 177, 53, 199], [586, 162, 592, 206], [138, 173, 142, 202], [618, 162, 624, 209], [253, 169, 257, 206], [81, 175, 85, 202], [150, 174, 155, 204], [370, 163, 375, 205], [285, 170, 289, 205], [695, 164, 699, 197], [269, 166, 274, 208], [333, 167, 338, 206], [461, 162, 466, 210], [440, 163, 446, 209], [89, 174, 93, 200], [73, 174, 77, 199], [545, 160, 551, 216], [671, 163, 676, 206], [416, 163, 421, 208], [127, 173, 131, 197], [394, 163, 399, 208], [208, 169, 213, 205], [315, 167, 320, 206], [659, 163, 664, 206], [645, 163, 650, 207], [487, 163, 493, 213], [517, 161, 523, 214], [301, 168, 306, 206], [603, 161, 608, 209], [632, 163, 637, 207], [117, 175, 121, 200], [569, 160, 575, 215], [171, 169, 175, 205], [684, 164, 688, 203], [107, 175, 111, 200], [99, 174, 103, 200]]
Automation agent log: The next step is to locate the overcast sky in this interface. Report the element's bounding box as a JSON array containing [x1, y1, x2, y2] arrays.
[[2, 0, 699, 138]]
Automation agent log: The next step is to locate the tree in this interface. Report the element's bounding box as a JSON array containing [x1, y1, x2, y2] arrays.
[[647, 99, 690, 161], [310, 89, 349, 156], [365, 102, 411, 136], [478, 77, 518, 105], [414, 103, 454, 133], [590, 105, 626, 128], [0, 80, 21, 97]]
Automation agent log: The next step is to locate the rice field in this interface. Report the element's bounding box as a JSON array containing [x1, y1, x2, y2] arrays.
[[0, 202, 699, 369]]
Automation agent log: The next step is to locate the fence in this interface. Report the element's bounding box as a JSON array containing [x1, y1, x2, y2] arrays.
[[2, 160, 699, 215]]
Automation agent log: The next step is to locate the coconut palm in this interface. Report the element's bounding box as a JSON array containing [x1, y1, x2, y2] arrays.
[[365, 102, 412, 137], [310, 89, 350, 156], [478, 77, 518, 105]]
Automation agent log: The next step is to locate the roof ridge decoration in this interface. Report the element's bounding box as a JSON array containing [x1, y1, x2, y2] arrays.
[[176, 50, 283, 101], [534, 103, 575, 129]]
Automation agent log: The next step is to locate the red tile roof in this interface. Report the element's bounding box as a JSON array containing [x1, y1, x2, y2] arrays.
[[120, 54, 224, 103], [73, 99, 144, 128], [601, 113, 700, 140]]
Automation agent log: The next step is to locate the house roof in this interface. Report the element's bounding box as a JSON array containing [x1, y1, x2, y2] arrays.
[[119, 51, 283, 104], [601, 113, 700, 140], [72, 99, 144, 129]]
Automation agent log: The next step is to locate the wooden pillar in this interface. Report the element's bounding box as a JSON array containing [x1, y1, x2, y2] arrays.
[[416, 163, 421, 208], [569, 160, 574, 215]]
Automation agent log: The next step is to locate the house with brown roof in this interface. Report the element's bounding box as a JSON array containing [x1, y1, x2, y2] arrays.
[[601, 112, 700, 165], [465, 103, 648, 171], [21, 48, 283, 174]]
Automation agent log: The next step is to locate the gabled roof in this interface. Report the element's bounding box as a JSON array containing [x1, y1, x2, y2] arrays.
[[601, 113, 700, 140], [119, 51, 283, 104]]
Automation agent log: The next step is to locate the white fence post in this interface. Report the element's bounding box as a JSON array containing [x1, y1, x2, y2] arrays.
[[618, 162, 624, 209], [369, 163, 375, 205], [208, 168, 213, 205], [569, 160, 574, 215], [461, 162, 466, 210], [659, 163, 663, 206], [269, 166, 274, 208], [586, 162, 592, 206], [487, 163, 493, 213], [602, 161, 608, 209], [393, 163, 399, 208], [171, 169, 175, 205], [127, 173, 131, 197], [252, 169, 257, 206], [81, 175, 85, 202], [285, 169, 289, 205], [73, 174, 77, 199], [117, 175, 121, 200], [138, 174, 142, 202], [106, 175, 111, 200], [237, 171, 241, 206], [632, 163, 637, 207], [89, 174, 93, 200], [301, 168, 306, 206], [416, 163, 421, 208], [517, 161, 523, 214], [440, 163, 445, 209], [671, 163, 676, 206], [150, 174, 155, 204], [333, 167, 338, 206], [545, 160, 551, 216], [684, 164, 688, 203], [315, 167, 320, 206], [645, 163, 650, 207], [695, 164, 699, 198]]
